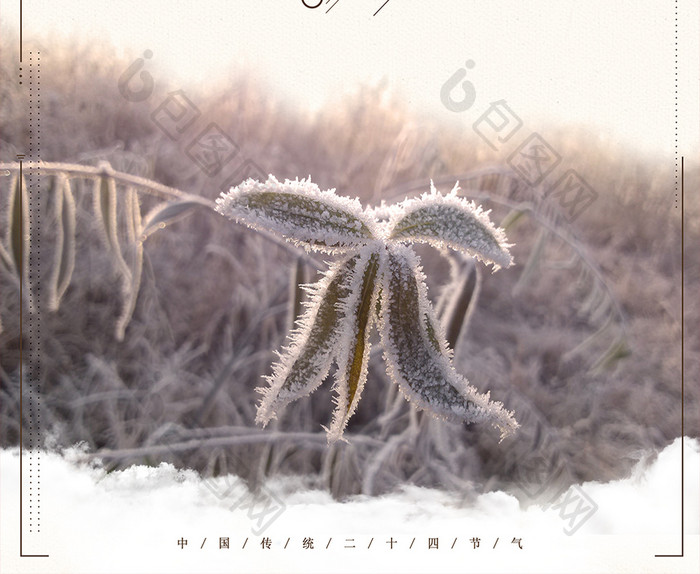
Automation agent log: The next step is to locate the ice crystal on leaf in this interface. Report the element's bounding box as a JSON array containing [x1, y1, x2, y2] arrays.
[[388, 183, 513, 270], [215, 176, 378, 252], [216, 176, 518, 443]]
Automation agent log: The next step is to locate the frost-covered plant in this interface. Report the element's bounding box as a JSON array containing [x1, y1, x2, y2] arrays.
[[216, 176, 518, 444]]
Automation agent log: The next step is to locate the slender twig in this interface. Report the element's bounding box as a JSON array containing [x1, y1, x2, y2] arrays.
[[0, 161, 326, 269], [80, 431, 384, 462], [1, 161, 207, 204]]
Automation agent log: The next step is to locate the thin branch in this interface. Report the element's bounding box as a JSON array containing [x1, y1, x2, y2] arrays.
[[0, 161, 326, 269], [1, 161, 209, 204], [79, 431, 384, 462]]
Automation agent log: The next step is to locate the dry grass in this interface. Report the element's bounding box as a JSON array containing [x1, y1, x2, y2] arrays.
[[1, 34, 697, 500]]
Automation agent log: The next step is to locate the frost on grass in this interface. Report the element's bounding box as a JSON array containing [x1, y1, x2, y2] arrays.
[[256, 253, 359, 426], [217, 176, 517, 443], [388, 182, 513, 270], [327, 248, 380, 440], [215, 175, 378, 253], [379, 245, 518, 441]]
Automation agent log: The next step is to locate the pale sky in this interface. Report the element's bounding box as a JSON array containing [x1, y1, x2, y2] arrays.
[[1, 0, 698, 157]]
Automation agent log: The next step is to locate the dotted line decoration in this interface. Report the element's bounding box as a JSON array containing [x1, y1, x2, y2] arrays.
[[26, 50, 42, 535], [675, 0, 678, 209]]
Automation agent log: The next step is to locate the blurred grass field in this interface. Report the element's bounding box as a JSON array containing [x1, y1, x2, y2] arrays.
[[1, 35, 698, 499]]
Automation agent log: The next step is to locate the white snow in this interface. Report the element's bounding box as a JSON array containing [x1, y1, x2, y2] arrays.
[[1, 438, 698, 573]]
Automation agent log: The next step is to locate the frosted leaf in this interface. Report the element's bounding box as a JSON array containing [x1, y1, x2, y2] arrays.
[[378, 245, 519, 441], [327, 248, 380, 443], [388, 182, 513, 270], [215, 174, 519, 442], [256, 253, 360, 426], [216, 175, 377, 252]]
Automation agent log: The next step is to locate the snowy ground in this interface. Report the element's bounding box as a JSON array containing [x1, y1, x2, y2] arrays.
[[1, 438, 698, 574]]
